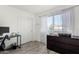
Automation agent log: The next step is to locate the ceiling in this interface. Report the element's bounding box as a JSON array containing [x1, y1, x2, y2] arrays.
[[9, 5, 59, 14], [9, 5, 74, 14]]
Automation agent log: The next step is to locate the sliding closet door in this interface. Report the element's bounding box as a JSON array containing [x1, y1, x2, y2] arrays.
[[17, 15, 33, 44]]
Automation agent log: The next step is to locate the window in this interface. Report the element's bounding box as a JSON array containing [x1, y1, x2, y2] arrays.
[[47, 10, 72, 34], [54, 14, 62, 32], [47, 14, 62, 33], [47, 16, 53, 33]]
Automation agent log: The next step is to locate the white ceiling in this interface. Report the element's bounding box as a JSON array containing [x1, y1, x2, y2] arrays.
[[10, 5, 59, 14], [9, 5, 74, 14]]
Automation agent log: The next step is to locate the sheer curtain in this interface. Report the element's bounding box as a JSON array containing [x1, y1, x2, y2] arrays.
[[62, 9, 74, 34], [40, 8, 74, 44]]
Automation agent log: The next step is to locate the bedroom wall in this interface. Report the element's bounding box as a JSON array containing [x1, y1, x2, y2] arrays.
[[73, 6, 79, 36], [0, 6, 36, 46]]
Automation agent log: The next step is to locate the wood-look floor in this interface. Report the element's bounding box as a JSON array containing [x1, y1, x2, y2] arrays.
[[0, 41, 58, 54]]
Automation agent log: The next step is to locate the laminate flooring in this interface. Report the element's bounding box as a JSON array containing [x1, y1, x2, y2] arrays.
[[0, 41, 58, 54]]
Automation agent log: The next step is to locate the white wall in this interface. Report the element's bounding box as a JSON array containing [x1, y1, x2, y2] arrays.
[[73, 6, 79, 36], [34, 16, 41, 41], [0, 6, 36, 46]]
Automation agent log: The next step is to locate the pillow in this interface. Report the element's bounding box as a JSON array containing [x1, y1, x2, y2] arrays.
[[51, 33, 58, 36]]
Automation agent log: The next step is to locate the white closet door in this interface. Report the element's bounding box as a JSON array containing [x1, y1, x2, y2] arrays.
[[17, 16, 33, 44]]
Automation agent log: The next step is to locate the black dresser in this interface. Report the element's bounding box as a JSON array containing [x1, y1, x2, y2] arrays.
[[47, 35, 79, 54]]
